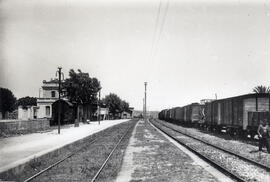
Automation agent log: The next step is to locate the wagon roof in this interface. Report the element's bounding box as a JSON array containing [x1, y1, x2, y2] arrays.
[[210, 93, 270, 103]]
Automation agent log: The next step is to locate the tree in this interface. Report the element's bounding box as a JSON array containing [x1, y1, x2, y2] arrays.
[[64, 69, 101, 105], [103, 93, 122, 117], [63, 69, 101, 122], [17, 96, 37, 109], [252, 85, 270, 93], [0, 87, 16, 119], [121, 100, 130, 112]]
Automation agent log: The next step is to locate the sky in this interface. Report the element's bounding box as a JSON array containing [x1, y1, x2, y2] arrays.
[[1, 0, 270, 111]]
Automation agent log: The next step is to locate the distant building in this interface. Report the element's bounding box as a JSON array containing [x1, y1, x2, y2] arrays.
[[132, 110, 158, 118], [18, 106, 37, 120], [17, 79, 59, 120], [121, 107, 134, 119], [94, 106, 109, 120], [121, 111, 132, 119]]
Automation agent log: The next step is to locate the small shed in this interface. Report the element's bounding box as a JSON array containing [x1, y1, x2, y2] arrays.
[[52, 99, 75, 125], [121, 111, 132, 119]]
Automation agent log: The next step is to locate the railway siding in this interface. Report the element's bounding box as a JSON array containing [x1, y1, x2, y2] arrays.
[[153, 120, 270, 182], [29, 119, 137, 182], [116, 119, 219, 182], [1, 119, 137, 182]]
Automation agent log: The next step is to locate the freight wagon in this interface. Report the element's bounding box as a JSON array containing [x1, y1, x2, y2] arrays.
[[204, 93, 270, 137], [158, 93, 270, 138], [160, 103, 204, 125]]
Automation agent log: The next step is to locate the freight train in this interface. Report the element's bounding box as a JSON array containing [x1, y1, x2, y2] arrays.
[[159, 93, 270, 138]]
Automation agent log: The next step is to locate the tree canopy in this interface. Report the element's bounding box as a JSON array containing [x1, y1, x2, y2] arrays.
[[64, 69, 101, 105], [121, 100, 130, 112], [102, 93, 122, 115], [102, 93, 130, 116], [17, 96, 37, 109], [0, 87, 16, 118], [252, 85, 270, 93]]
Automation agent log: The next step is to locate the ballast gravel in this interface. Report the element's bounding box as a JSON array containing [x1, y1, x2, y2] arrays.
[[154, 120, 270, 182]]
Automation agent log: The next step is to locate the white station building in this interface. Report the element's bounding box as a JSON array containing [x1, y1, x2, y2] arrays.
[[36, 79, 60, 119]]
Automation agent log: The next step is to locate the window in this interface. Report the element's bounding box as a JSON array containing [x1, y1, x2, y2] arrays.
[[51, 91, 55, 98], [33, 108, 37, 119], [46, 106, 50, 116]]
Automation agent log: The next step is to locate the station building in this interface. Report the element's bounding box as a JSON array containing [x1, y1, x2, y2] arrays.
[[17, 78, 133, 122], [17, 79, 62, 120], [36, 79, 61, 119]]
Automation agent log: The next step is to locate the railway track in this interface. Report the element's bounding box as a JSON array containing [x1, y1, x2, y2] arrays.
[[23, 120, 136, 182], [90, 122, 134, 182], [23, 138, 99, 182], [154, 119, 270, 172], [149, 119, 270, 182]]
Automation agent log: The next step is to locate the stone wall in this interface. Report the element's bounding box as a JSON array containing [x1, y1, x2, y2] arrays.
[[0, 119, 50, 135]]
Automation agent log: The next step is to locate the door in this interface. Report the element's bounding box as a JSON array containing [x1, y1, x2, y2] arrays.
[[248, 111, 270, 127]]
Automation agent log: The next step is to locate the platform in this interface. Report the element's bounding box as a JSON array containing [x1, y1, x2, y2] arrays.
[[0, 119, 129, 173], [116, 120, 232, 182]]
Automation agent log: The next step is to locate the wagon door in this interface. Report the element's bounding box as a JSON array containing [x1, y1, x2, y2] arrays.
[[248, 112, 259, 127], [248, 111, 270, 128], [260, 112, 270, 122], [217, 103, 221, 125]]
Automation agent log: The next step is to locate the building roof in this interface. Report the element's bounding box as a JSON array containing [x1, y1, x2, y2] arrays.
[[43, 79, 59, 84], [53, 99, 73, 107]]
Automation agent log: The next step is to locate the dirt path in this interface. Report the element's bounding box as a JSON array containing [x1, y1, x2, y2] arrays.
[[116, 120, 220, 182]]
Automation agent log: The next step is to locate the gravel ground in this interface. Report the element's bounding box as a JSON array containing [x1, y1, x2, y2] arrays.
[[116, 120, 219, 182], [153, 120, 270, 182], [156, 120, 270, 167]]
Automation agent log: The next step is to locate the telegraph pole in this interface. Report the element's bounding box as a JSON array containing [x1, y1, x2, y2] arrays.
[[98, 90, 101, 125], [56, 67, 63, 134], [143, 98, 145, 119], [144, 82, 147, 121]]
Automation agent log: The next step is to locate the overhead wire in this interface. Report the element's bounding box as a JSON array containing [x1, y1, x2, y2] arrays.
[[149, 0, 163, 63], [146, 0, 170, 112], [147, 0, 170, 83], [152, 0, 170, 61]]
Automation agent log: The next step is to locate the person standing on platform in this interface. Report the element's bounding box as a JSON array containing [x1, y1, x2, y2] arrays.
[[266, 120, 270, 153], [257, 119, 270, 153]]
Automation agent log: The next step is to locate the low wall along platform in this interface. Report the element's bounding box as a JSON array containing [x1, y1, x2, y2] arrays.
[[0, 119, 50, 135]]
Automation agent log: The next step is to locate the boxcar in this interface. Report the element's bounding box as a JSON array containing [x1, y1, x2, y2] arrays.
[[167, 109, 171, 120], [184, 103, 203, 124], [172, 103, 203, 125], [174, 107, 182, 123], [163, 109, 168, 120], [204, 93, 270, 136], [158, 109, 166, 120], [171, 108, 175, 121]]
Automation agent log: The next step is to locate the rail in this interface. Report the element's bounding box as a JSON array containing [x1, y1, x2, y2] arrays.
[[153, 119, 270, 172], [149, 119, 248, 182]]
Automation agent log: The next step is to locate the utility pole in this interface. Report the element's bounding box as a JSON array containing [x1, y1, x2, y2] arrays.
[[144, 82, 147, 121], [56, 67, 63, 134], [98, 90, 101, 125], [143, 98, 145, 119]]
